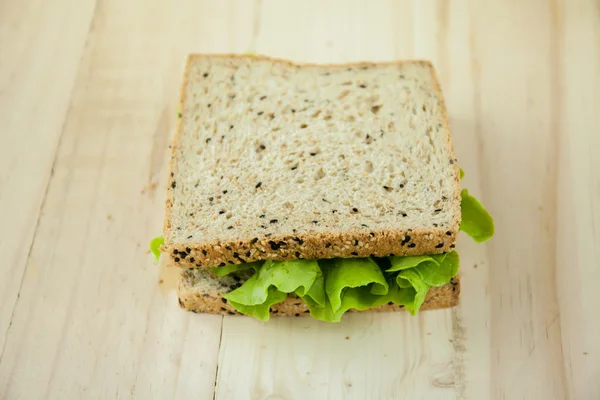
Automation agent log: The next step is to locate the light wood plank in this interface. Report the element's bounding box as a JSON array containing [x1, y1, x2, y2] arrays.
[[0, 0, 97, 351], [217, 312, 456, 400], [557, 0, 600, 398], [466, 0, 568, 398], [0, 1, 254, 399]]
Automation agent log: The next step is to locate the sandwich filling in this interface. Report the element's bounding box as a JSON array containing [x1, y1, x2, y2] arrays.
[[151, 170, 493, 322]]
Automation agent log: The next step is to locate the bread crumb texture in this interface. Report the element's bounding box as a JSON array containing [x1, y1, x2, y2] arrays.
[[165, 55, 461, 267]]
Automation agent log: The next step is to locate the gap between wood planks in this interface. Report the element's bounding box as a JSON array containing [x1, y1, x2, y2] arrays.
[[0, 0, 101, 365]]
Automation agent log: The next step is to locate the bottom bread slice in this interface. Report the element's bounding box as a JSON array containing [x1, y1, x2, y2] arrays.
[[177, 267, 460, 317]]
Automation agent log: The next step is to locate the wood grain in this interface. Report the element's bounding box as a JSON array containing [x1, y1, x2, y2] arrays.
[[0, 0, 97, 352], [0, 0, 599, 399]]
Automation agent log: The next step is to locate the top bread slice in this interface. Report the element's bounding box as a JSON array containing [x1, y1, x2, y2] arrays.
[[164, 54, 460, 268]]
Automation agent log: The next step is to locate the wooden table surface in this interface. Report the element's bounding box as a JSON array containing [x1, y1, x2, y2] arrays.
[[1, 1, 599, 399]]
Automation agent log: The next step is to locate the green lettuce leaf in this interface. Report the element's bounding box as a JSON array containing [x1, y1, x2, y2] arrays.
[[395, 270, 430, 315], [387, 251, 460, 315], [458, 167, 495, 242], [304, 258, 391, 322], [325, 258, 388, 312], [149, 236, 164, 263], [460, 189, 495, 242], [223, 259, 323, 321], [210, 262, 261, 277]]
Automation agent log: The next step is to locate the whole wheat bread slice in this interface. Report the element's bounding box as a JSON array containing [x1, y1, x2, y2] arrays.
[[177, 267, 460, 316], [164, 55, 460, 268]]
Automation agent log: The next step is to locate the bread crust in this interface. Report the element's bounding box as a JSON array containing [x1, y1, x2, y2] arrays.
[[163, 54, 461, 267], [177, 272, 460, 316]]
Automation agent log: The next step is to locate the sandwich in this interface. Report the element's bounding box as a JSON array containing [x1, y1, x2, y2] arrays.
[[150, 54, 493, 323]]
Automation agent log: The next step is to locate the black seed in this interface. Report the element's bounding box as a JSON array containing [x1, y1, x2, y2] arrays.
[[312, 220, 318, 224], [399, 184, 404, 189], [270, 219, 278, 224], [203, 72, 209, 78], [209, 197, 214, 201], [251, 237, 259, 244], [370, 232, 375, 237], [295, 313, 300, 317], [230, 125, 234, 130], [219, 210, 225, 214], [351, 251, 358, 256], [190, 257, 195, 263], [353, 240, 358, 246], [207, 103, 211, 108], [433, 223, 439, 227], [292, 237, 304, 245], [257, 111, 264, 116], [260, 95, 267, 100], [188, 235, 193, 239], [221, 298, 227, 304], [295, 251, 300, 258], [171, 181, 176, 189], [359, 84, 366, 88], [255, 182, 262, 188], [228, 311, 235, 315], [291, 166, 298, 170], [227, 226, 233, 230], [408, 243, 416, 248], [291, 108, 296, 113], [449, 159, 454, 164], [202, 249, 207, 256], [388, 302, 393, 305], [332, 209, 338, 213], [233, 252, 239, 258], [173, 249, 179, 255], [186, 247, 191, 253], [246, 251, 251, 257], [260, 225, 266, 229], [383, 185, 391, 191], [220, 307, 226, 311], [361, 224, 368, 227], [352, 207, 358, 212], [269, 241, 280, 250], [304, 309, 310, 313], [196, 264, 201, 267], [450, 244, 456, 249], [434, 208, 442, 212], [223, 190, 228, 194], [310, 152, 317, 156], [259, 214, 266, 218], [390, 253, 395, 257], [446, 231, 452, 236], [401, 213, 408, 217], [325, 243, 331, 248], [260, 144, 266, 150], [278, 241, 286, 247], [174, 257, 180, 262], [219, 262, 226, 266]]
